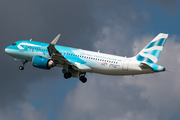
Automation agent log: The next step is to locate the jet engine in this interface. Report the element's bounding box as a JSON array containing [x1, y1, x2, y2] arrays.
[[32, 55, 55, 69]]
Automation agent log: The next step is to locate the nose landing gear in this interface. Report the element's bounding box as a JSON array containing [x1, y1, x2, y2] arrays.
[[19, 60, 28, 70]]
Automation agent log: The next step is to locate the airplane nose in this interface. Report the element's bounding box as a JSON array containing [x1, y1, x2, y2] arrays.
[[5, 47, 10, 54], [5, 47, 8, 53]]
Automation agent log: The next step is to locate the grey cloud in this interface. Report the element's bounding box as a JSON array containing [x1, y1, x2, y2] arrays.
[[1, 0, 174, 119], [57, 35, 180, 120], [1, 0, 145, 112], [0, 101, 46, 120], [145, 0, 180, 13], [59, 77, 156, 120], [150, 0, 180, 7], [20, 102, 46, 120]]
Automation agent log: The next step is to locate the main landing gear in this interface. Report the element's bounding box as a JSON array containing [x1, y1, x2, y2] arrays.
[[64, 72, 72, 79], [79, 72, 87, 83], [63, 72, 87, 83], [19, 60, 28, 70], [79, 76, 87, 83]]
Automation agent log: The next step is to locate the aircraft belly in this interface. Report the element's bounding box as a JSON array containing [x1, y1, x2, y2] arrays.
[[91, 64, 154, 75]]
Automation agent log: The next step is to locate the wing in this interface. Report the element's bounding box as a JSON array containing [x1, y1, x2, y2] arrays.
[[47, 34, 91, 71]]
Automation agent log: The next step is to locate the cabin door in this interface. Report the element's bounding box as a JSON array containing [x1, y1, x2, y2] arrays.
[[122, 60, 130, 71]]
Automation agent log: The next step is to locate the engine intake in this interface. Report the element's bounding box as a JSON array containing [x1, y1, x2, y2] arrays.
[[32, 55, 55, 69]]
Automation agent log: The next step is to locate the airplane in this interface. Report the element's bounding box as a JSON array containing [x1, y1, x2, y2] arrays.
[[5, 33, 168, 83]]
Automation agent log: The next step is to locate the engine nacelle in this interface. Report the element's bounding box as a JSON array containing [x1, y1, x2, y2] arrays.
[[32, 55, 55, 70]]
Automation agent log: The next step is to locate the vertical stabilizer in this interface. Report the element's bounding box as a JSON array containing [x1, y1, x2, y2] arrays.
[[135, 33, 168, 63]]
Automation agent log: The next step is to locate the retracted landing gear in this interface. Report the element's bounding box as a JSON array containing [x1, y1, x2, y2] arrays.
[[64, 72, 72, 79], [79, 76, 87, 83], [19, 60, 28, 70]]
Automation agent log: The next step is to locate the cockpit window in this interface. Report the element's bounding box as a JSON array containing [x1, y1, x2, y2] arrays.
[[12, 43, 16, 46]]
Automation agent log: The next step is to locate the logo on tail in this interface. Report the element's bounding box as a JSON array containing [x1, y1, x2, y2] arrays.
[[136, 33, 168, 63]]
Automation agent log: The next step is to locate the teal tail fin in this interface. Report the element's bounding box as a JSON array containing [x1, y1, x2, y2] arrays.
[[135, 33, 168, 63]]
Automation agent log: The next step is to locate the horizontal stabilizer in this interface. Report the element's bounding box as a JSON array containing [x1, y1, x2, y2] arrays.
[[139, 62, 151, 69], [139, 62, 165, 72]]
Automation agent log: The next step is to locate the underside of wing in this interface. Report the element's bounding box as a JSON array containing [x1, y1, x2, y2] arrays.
[[47, 34, 91, 72]]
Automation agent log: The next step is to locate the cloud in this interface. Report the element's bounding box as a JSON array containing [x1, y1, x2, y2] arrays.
[[0, 101, 46, 120], [150, 0, 180, 7], [145, 0, 180, 13], [92, 8, 149, 56], [1, 0, 179, 119], [58, 35, 180, 120], [20, 102, 46, 120], [0, 0, 147, 112]]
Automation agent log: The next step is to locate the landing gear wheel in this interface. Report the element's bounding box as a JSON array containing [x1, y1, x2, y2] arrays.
[[19, 60, 27, 70], [79, 76, 87, 83], [19, 66, 24, 70], [64, 72, 72, 79]]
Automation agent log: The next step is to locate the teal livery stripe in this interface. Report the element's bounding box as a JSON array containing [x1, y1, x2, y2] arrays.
[[136, 55, 154, 63], [55, 46, 87, 65], [145, 38, 166, 49], [143, 50, 162, 59], [147, 63, 165, 72]]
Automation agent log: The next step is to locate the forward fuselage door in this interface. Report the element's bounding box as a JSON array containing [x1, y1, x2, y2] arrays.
[[122, 59, 131, 71]]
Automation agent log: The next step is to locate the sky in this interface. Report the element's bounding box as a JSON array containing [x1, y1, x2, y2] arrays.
[[1, 0, 180, 120]]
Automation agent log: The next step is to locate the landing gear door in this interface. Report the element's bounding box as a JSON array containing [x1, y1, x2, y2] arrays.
[[122, 60, 130, 71]]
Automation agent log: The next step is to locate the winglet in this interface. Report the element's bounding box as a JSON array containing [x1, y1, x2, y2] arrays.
[[51, 34, 61, 45]]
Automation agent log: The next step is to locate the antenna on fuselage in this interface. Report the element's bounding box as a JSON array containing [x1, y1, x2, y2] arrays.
[[30, 38, 32, 41], [98, 50, 100, 53]]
